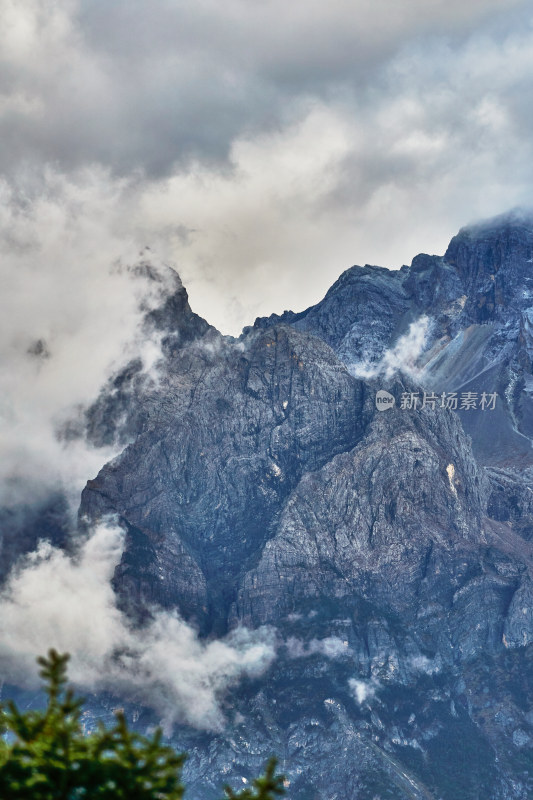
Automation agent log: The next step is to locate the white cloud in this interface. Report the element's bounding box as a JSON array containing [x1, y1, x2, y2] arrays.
[[409, 655, 440, 675], [286, 635, 350, 659], [1, 0, 525, 175], [132, 12, 533, 332], [348, 677, 379, 705], [0, 168, 174, 512], [0, 520, 276, 732], [2, 3, 533, 339], [348, 316, 431, 380]]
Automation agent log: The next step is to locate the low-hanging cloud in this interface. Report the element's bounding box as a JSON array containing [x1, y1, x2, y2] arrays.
[[0, 169, 178, 515], [348, 677, 380, 705], [0, 520, 276, 732], [285, 635, 351, 659], [348, 316, 431, 380]]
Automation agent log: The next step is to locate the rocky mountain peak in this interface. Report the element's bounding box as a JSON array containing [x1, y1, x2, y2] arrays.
[[443, 210, 533, 319], [71, 212, 533, 797], [5, 211, 533, 799]]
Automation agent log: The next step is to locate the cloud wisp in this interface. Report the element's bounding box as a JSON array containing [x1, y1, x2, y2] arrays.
[[348, 315, 431, 380], [285, 635, 351, 660], [349, 677, 380, 706]]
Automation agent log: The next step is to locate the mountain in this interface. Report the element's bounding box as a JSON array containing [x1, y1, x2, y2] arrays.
[[6, 211, 533, 798]]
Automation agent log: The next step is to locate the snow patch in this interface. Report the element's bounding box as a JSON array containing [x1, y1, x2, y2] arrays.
[[446, 463, 458, 497]]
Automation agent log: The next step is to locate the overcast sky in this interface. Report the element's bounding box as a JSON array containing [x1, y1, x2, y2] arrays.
[[2, 0, 533, 334]]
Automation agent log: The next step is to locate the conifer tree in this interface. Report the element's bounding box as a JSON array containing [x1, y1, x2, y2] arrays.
[[0, 650, 286, 800]]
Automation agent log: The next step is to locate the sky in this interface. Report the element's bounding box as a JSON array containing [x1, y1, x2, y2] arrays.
[[2, 0, 533, 334], [2, 0, 533, 725]]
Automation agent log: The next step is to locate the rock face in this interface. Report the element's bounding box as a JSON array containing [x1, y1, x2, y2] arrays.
[[232, 384, 486, 628], [81, 326, 364, 632], [42, 211, 533, 797]]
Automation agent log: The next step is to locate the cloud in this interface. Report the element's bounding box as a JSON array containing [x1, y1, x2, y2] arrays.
[[1, 0, 526, 178], [348, 316, 431, 380], [409, 655, 441, 675], [0, 520, 276, 732], [0, 168, 178, 514], [114, 9, 533, 332], [348, 677, 379, 705], [285, 635, 351, 659], [2, 2, 533, 337]]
